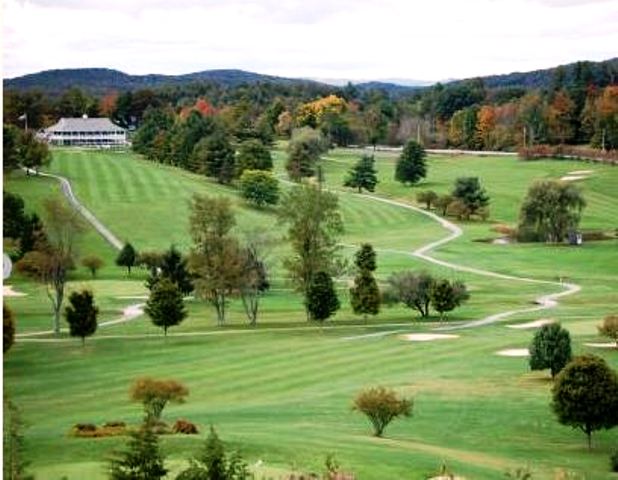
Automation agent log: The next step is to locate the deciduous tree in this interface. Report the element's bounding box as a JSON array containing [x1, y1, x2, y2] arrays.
[[188, 195, 244, 325], [416, 190, 438, 210], [238, 234, 271, 326], [518, 180, 586, 243], [130, 377, 189, 422], [529, 323, 572, 378], [65, 290, 98, 346], [285, 127, 329, 181], [353, 386, 412, 437], [145, 278, 187, 336], [384, 271, 435, 318], [81, 255, 104, 278], [552, 355, 618, 448], [430, 279, 469, 321], [16, 198, 84, 334], [278, 184, 344, 318], [597, 314, 618, 348], [435, 194, 454, 216], [239, 170, 279, 208], [116, 243, 137, 275]]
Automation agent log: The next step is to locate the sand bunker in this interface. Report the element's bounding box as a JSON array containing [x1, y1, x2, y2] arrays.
[[560, 175, 588, 181], [496, 348, 529, 357], [400, 333, 460, 342], [584, 342, 617, 349], [3, 285, 26, 297], [568, 170, 593, 175], [506, 318, 555, 329]]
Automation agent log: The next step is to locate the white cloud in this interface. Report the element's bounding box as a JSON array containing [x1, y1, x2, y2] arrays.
[[3, 0, 617, 81]]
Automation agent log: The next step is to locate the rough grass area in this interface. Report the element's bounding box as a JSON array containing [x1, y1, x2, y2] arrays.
[[3, 147, 618, 479]]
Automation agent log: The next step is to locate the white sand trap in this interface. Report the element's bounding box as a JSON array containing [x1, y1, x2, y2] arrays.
[[568, 170, 593, 175], [560, 175, 588, 181], [496, 348, 529, 357], [3, 285, 27, 297], [506, 318, 555, 329], [400, 333, 460, 342], [584, 342, 617, 349]]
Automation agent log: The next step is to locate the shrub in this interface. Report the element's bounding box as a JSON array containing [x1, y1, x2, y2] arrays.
[[598, 314, 618, 347], [173, 419, 198, 434], [353, 386, 412, 437], [129, 377, 189, 422]]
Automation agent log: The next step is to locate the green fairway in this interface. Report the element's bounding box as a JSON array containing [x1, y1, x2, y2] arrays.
[[4, 147, 618, 479]]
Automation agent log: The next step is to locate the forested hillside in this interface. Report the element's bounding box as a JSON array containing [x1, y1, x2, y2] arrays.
[[4, 58, 618, 152]]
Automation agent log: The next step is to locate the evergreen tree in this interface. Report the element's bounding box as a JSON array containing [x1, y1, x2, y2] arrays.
[[395, 140, 426, 186], [354, 243, 377, 271], [147, 245, 194, 295], [109, 420, 167, 480], [175, 426, 251, 480], [116, 243, 137, 275], [344, 154, 378, 193], [306, 271, 340, 323], [350, 269, 380, 320], [3, 303, 15, 354], [350, 244, 380, 319], [65, 290, 99, 346], [452, 177, 490, 218], [145, 278, 187, 336], [529, 323, 572, 378], [236, 139, 273, 177], [191, 133, 236, 184]]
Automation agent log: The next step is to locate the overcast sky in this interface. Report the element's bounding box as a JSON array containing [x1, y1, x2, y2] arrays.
[[3, 0, 617, 82]]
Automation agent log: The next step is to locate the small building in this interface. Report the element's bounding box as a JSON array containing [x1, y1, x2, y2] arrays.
[[41, 115, 128, 147]]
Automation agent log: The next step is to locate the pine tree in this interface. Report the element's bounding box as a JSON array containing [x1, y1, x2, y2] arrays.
[[65, 290, 99, 345], [344, 154, 378, 193], [109, 420, 167, 480], [354, 243, 377, 272], [350, 269, 380, 320], [395, 140, 426, 186], [147, 245, 194, 295], [350, 244, 380, 320], [145, 278, 187, 336], [306, 271, 340, 323]]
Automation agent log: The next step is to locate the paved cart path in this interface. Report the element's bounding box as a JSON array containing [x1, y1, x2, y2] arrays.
[[18, 167, 579, 339]]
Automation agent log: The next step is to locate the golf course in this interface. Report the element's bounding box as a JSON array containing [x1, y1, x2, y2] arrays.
[[4, 146, 618, 479]]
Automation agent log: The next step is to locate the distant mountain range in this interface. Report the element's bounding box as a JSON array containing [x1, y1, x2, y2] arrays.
[[4, 57, 617, 96]]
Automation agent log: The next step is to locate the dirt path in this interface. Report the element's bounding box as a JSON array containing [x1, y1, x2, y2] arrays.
[[24, 168, 124, 250]]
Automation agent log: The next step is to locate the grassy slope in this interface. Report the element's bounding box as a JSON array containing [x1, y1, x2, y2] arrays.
[[3, 147, 618, 479]]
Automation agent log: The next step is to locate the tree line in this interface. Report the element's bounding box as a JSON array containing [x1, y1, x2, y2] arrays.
[[5, 60, 618, 152]]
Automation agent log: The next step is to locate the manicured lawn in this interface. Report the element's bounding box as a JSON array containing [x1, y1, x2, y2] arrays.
[[3, 147, 618, 479]]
